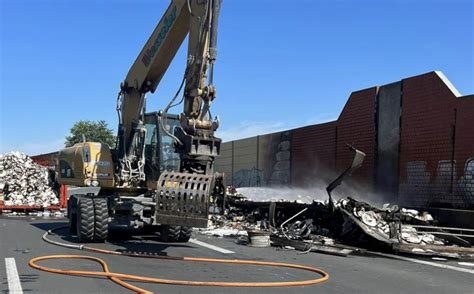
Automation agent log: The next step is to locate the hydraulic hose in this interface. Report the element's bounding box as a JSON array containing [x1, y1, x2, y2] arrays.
[[29, 226, 329, 293]]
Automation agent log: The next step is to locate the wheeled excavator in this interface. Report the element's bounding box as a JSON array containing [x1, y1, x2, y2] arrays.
[[57, 0, 224, 242]]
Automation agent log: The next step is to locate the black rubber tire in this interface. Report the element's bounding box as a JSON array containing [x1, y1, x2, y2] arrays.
[[178, 226, 192, 242], [160, 225, 181, 242], [93, 198, 109, 242], [69, 213, 77, 235], [68, 196, 77, 235], [76, 197, 94, 242]]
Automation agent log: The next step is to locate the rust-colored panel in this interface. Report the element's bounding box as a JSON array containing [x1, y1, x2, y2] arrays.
[[398, 72, 469, 208], [31, 152, 59, 169], [336, 87, 377, 189], [291, 121, 337, 186]]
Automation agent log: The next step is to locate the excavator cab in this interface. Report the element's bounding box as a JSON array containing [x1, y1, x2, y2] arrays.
[[143, 112, 180, 185]]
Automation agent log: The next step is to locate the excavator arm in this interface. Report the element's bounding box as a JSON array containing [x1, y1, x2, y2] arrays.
[[116, 0, 222, 187]]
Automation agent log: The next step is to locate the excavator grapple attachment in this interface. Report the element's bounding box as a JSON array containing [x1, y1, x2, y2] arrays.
[[155, 171, 214, 227]]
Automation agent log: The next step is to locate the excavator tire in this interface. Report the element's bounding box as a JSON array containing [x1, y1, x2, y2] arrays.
[[68, 195, 78, 235], [178, 226, 192, 242], [93, 198, 109, 242], [160, 225, 181, 242], [76, 197, 94, 242]]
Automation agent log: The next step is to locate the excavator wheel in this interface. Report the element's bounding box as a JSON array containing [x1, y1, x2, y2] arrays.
[[68, 195, 78, 235], [76, 196, 95, 242], [159, 225, 181, 242], [93, 197, 109, 242], [178, 226, 192, 242]]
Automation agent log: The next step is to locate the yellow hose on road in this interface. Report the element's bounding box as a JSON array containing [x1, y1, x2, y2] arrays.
[[29, 227, 329, 293]]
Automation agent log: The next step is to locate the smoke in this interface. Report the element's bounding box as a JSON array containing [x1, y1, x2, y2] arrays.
[[332, 181, 392, 207], [236, 182, 394, 208], [236, 162, 395, 207], [236, 186, 328, 204], [291, 155, 396, 207], [234, 146, 396, 207]]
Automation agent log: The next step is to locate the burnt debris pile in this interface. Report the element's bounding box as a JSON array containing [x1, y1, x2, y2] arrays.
[[199, 187, 473, 259]]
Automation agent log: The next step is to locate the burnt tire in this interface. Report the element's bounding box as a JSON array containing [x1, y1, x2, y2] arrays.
[[76, 197, 94, 242], [160, 225, 181, 242], [93, 198, 109, 242], [178, 226, 192, 242]]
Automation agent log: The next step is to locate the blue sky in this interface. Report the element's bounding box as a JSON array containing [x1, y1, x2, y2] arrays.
[[1, 0, 473, 155]]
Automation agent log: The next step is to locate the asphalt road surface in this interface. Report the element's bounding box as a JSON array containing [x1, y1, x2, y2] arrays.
[[1, 215, 473, 293]]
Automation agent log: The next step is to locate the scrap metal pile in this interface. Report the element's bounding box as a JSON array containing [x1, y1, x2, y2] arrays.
[[200, 147, 474, 259], [0, 151, 59, 207], [338, 197, 442, 246], [201, 188, 474, 258], [335, 197, 474, 257]]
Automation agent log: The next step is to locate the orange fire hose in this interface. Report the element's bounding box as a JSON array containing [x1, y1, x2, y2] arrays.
[[29, 227, 329, 293]]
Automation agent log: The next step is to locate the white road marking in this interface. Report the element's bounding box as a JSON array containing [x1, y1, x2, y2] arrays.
[[189, 238, 235, 254], [369, 251, 474, 274], [5, 257, 23, 294]]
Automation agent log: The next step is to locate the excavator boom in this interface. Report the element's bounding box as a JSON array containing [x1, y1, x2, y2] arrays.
[[116, 0, 222, 187]]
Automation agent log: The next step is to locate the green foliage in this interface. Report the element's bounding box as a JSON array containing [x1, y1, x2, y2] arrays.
[[65, 120, 116, 148]]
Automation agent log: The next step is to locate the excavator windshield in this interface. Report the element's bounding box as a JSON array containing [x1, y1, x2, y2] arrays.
[[144, 113, 180, 182]]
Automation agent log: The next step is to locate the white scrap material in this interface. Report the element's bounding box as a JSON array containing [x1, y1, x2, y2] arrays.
[[0, 151, 58, 207], [360, 211, 378, 227], [235, 187, 325, 204], [411, 248, 426, 253], [54, 211, 64, 217], [401, 208, 434, 222], [403, 233, 422, 244], [198, 227, 248, 237]]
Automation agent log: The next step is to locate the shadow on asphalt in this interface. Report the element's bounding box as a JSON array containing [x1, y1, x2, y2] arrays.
[[2, 274, 37, 293], [30, 222, 192, 257]]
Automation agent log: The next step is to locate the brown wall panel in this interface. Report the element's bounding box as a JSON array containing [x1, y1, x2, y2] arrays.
[[336, 87, 377, 189], [291, 121, 337, 186], [398, 72, 473, 208]]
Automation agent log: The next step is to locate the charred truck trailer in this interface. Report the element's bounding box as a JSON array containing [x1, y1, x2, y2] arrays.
[[57, 0, 225, 242]]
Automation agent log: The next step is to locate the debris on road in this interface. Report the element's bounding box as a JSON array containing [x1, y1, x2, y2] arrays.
[[270, 235, 354, 257], [337, 197, 444, 246], [337, 197, 474, 258], [196, 146, 473, 259], [205, 189, 473, 259], [247, 230, 271, 247], [2, 210, 65, 218], [0, 151, 58, 207]]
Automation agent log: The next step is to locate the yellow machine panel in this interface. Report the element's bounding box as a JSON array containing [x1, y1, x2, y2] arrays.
[[57, 142, 115, 188]]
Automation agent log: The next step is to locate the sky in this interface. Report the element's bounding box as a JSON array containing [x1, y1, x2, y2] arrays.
[[0, 0, 473, 155]]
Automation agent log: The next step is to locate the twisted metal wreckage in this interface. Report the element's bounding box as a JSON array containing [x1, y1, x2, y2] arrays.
[[202, 146, 474, 259]]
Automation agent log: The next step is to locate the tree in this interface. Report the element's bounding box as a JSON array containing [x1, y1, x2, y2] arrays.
[[65, 120, 116, 148]]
